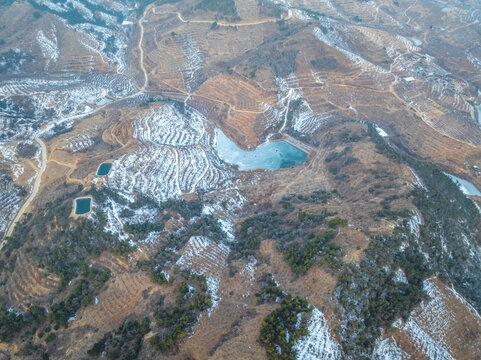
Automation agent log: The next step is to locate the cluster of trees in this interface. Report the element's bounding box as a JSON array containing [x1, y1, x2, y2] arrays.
[[49, 279, 93, 328], [233, 197, 344, 274], [375, 194, 411, 220], [260, 296, 312, 360], [0, 49, 34, 75], [31, 201, 130, 290], [84, 266, 111, 290], [194, 0, 240, 20], [149, 271, 211, 352], [0, 187, 124, 353], [257, 0, 286, 18], [325, 146, 359, 177], [335, 124, 481, 358], [1, 188, 79, 277], [167, 215, 225, 247], [160, 198, 203, 218], [339, 130, 365, 143], [233, 211, 282, 257], [255, 273, 284, 303], [327, 217, 348, 228], [336, 223, 430, 358], [367, 123, 481, 309], [269, 49, 299, 78], [27, 0, 124, 26], [137, 248, 176, 285], [0, 301, 46, 342], [282, 190, 334, 205], [124, 221, 164, 239], [283, 230, 337, 273], [87, 271, 211, 358], [310, 56, 339, 71], [16, 143, 38, 158], [88, 318, 151, 359], [135, 198, 225, 282]]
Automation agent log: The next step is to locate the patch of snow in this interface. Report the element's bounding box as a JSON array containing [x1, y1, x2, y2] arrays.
[[108, 104, 232, 203], [394, 268, 408, 284], [182, 35, 203, 92], [176, 236, 230, 316], [408, 167, 427, 190], [37, 27, 59, 70], [408, 211, 422, 237], [0, 74, 135, 143], [239, 258, 256, 288], [376, 125, 389, 137], [446, 285, 481, 323], [394, 278, 456, 360], [373, 336, 411, 359], [206, 276, 221, 316], [293, 307, 341, 360]]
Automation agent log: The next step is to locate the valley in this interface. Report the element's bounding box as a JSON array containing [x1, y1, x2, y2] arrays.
[[0, 0, 481, 359]]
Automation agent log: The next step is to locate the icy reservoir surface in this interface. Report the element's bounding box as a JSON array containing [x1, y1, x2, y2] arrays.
[[214, 128, 307, 170], [445, 173, 481, 196], [477, 104, 481, 126]]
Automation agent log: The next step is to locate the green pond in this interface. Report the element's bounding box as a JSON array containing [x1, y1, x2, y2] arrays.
[[97, 162, 112, 176], [214, 128, 307, 170], [75, 198, 91, 215]]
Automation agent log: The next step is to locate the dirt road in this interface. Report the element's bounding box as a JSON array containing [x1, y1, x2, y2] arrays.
[[2, 138, 47, 245]]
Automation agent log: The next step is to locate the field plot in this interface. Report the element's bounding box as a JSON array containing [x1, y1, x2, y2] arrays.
[[0, 0, 481, 359], [3, 252, 59, 311], [0, 74, 135, 142], [108, 103, 233, 203], [389, 277, 481, 360], [61, 129, 98, 153], [190, 74, 277, 147]]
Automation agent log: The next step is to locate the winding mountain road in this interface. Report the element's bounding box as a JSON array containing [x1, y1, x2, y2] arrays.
[[174, 9, 293, 27], [138, 8, 149, 91], [2, 138, 47, 246]]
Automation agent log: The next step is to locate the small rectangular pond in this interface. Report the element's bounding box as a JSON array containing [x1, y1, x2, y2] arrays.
[[214, 128, 307, 171], [74, 198, 92, 215], [97, 162, 112, 176]]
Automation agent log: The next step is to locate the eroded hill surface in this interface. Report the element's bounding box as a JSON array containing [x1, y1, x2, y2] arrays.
[[0, 0, 481, 359]]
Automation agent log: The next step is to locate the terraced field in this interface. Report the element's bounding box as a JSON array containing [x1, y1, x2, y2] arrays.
[[108, 103, 233, 203], [1, 0, 481, 359]]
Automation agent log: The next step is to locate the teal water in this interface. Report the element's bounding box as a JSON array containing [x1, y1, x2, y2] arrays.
[[75, 198, 91, 215], [214, 128, 307, 170], [97, 162, 112, 176]]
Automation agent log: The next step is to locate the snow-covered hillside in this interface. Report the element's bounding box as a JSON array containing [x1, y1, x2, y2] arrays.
[[108, 104, 233, 203], [0, 74, 135, 142]]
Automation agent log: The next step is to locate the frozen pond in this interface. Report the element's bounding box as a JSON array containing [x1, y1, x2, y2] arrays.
[[96, 97, 113, 106], [445, 173, 481, 196], [214, 128, 307, 170], [409, 37, 423, 46], [74, 197, 92, 215]]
